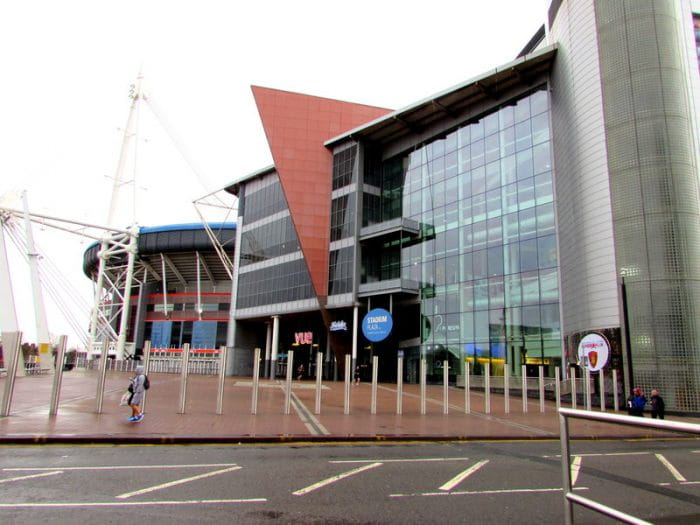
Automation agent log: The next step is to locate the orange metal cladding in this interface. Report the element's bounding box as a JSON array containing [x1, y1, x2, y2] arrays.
[[251, 86, 392, 299]]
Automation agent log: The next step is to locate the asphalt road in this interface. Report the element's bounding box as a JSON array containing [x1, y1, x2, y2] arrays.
[[0, 439, 699, 524]]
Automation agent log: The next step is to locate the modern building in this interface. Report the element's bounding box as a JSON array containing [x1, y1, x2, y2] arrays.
[[225, 0, 700, 413], [82, 223, 236, 358]]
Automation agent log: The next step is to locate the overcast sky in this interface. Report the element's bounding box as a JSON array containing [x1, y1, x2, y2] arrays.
[[3, 0, 692, 349]]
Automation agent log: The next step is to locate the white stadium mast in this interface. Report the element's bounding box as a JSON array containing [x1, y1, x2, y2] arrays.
[[87, 74, 143, 360]]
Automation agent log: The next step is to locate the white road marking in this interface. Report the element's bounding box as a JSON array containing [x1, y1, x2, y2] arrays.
[[543, 452, 650, 458], [439, 460, 489, 491], [293, 462, 382, 496], [290, 392, 330, 435], [4, 463, 238, 472], [331, 457, 472, 464], [116, 466, 242, 499], [0, 471, 63, 484], [390, 486, 589, 498], [655, 454, 687, 482], [571, 455, 582, 486], [0, 498, 266, 508]]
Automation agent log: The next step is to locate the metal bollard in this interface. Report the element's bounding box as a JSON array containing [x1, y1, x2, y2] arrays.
[[585, 368, 591, 411], [49, 335, 67, 416], [443, 360, 449, 415], [555, 366, 561, 412], [95, 341, 109, 414], [599, 371, 606, 412], [314, 351, 322, 415], [141, 341, 152, 415], [504, 365, 510, 414], [396, 357, 403, 415], [539, 365, 545, 413], [464, 360, 470, 414], [485, 362, 490, 414], [371, 356, 379, 415], [521, 364, 528, 413], [570, 366, 577, 409], [344, 354, 351, 415], [420, 358, 427, 415], [216, 346, 228, 415], [613, 373, 619, 411], [251, 347, 260, 415], [284, 350, 294, 415], [178, 343, 191, 414]]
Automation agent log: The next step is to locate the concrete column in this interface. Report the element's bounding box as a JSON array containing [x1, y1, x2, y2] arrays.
[[270, 315, 279, 380]]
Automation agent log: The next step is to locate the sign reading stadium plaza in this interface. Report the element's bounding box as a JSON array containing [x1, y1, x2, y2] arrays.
[[362, 308, 393, 342]]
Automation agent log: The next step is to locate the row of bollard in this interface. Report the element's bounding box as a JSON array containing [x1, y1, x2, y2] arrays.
[[0, 333, 620, 418], [232, 352, 621, 418]]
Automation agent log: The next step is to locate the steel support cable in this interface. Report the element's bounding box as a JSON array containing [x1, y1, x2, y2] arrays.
[[143, 93, 215, 197], [5, 221, 91, 329], [4, 222, 90, 347]]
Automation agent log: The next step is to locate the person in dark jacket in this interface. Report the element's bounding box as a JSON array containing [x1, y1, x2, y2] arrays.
[[650, 389, 665, 419], [630, 387, 647, 417]]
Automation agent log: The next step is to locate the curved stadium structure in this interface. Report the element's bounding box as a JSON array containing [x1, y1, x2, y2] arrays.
[[83, 223, 236, 358]]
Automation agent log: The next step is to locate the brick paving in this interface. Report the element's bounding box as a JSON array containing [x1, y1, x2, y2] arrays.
[[0, 369, 695, 444]]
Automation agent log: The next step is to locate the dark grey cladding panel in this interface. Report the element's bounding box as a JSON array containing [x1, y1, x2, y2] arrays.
[[137, 228, 235, 255], [82, 227, 236, 277]]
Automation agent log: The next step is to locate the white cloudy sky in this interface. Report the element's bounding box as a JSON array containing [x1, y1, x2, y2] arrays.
[[4, 0, 692, 348]]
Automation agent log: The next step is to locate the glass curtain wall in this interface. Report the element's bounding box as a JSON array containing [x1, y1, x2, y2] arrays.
[[395, 87, 560, 380]]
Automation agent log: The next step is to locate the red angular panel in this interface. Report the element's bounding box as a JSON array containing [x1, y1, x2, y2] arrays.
[[252, 86, 391, 299]]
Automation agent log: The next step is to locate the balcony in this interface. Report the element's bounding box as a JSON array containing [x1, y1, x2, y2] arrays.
[[359, 217, 420, 242], [358, 278, 419, 298]]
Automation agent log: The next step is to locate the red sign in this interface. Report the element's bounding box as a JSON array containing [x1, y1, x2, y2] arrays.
[[294, 332, 313, 345]]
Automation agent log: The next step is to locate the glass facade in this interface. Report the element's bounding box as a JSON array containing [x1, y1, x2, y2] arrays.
[[236, 173, 315, 309], [332, 146, 357, 190], [239, 178, 287, 225], [328, 246, 354, 295], [236, 258, 314, 308], [330, 193, 356, 242], [240, 216, 300, 266], [371, 87, 559, 378]]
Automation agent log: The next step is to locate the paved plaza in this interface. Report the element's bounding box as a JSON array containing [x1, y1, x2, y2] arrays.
[[0, 369, 696, 444]]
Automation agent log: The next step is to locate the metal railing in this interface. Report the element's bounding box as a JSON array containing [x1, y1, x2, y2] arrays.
[[558, 408, 700, 525]]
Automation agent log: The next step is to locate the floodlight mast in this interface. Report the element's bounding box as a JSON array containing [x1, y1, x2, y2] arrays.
[[88, 74, 143, 359]]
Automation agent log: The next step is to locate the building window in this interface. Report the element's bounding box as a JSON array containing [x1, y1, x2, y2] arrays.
[[332, 146, 357, 190]]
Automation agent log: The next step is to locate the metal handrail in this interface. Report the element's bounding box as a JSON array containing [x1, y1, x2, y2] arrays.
[[558, 408, 700, 525]]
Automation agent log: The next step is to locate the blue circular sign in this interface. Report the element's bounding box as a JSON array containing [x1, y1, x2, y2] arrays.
[[362, 308, 393, 342]]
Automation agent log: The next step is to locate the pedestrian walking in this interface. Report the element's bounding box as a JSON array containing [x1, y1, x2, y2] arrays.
[[629, 387, 646, 417], [127, 365, 147, 422], [354, 365, 361, 385], [297, 363, 305, 381], [650, 389, 665, 419]]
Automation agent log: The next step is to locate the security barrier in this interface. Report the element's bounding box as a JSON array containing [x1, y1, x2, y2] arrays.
[[558, 408, 700, 525]]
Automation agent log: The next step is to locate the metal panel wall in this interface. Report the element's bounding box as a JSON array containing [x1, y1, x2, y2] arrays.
[[595, 0, 700, 412], [548, 0, 620, 338]]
